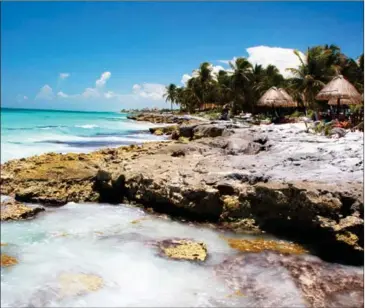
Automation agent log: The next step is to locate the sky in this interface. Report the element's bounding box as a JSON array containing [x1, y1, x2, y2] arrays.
[[1, 1, 364, 112]]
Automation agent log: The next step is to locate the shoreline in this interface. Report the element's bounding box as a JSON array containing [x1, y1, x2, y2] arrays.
[[1, 112, 364, 265]]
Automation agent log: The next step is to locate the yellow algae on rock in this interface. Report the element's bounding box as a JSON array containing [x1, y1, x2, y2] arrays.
[[336, 232, 363, 251], [1, 199, 44, 221], [51, 232, 69, 237], [226, 290, 245, 298], [222, 195, 240, 211], [0, 242, 8, 246], [159, 239, 207, 261], [130, 217, 150, 224], [177, 136, 190, 144], [0, 253, 18, 267], [223, 237, 307, 255], [153, 129, 164, 136], [58, 273, 103, 297]]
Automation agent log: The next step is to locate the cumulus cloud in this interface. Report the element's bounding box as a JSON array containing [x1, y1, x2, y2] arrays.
[[181, 74, 191, 85], [32, 71, 169, 109], [57, 91, 69, 98], [247, 46, 304, 77], [132, 83, 166, 100], [96, 71, 111, 88], [180, 64, 227, 85], [35, 85, 55, 101], [59, 73, 70, 80], [218, 46, 304, 78]]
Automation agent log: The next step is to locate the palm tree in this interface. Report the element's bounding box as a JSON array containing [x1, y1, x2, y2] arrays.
[[217, 70, 234, 107], [192, 62, 214, 110], [163, 83, 177, 111], [286, 46, 337, 110], [229, 57, 253, 113]]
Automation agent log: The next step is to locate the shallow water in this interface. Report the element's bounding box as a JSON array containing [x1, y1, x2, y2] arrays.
[[1, 201, 363, 307], [1, 108, 166, 162]]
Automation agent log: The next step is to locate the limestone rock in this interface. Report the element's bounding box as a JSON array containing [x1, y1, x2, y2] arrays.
[[58, 273, 104, 297], [215, 253, 364, 308], [0, 253, 18, 267], [158, 239, 208, 261], [1, 199, 44, 221]]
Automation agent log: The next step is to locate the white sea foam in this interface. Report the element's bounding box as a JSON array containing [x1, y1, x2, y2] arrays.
[[74, 125, 99, 129], [0, 203, 266, 307]]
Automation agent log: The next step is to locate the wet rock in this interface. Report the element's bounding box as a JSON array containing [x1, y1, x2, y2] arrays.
[[127, 113, 201, 125], [157, 239, 208, 261], [1, 199, 44, 221], [0, 253, 18, 267], [96, 169, 112, 182], [149, 125, 179, 136], [215, 253, 364, 308], [171, 149, 186, 157], [220, 218, 262, 235], [192, 124, 227, 139], [58, 273, 104, 297], [221, 237, 307, 254]]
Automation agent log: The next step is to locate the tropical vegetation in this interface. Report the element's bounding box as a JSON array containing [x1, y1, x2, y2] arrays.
[[164, 45, 364, 114]]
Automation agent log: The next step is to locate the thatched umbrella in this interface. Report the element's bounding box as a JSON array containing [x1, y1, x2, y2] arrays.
[[277, 88, 297, 107], [316, 75, 362, 115], [257, 87, 297, 120], [257, 87, 294, 108]]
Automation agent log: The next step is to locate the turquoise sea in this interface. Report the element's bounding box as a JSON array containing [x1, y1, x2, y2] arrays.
[[1, 108, 165, 162]]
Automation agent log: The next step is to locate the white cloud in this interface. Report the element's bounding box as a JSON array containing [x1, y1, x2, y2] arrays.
[[32, 71, 170, 110], [96, 71, 111, 88], [59, 73, 70, 80], [217, 46, 305, 78], [181, 74, 191, 85], [104, 91, 118, 99], [181, 64, 226, 85], [247, 46, 304, 77], [35, 85, 55, 101], [132, 83, 166, 100], [57, 91, 69, 98]]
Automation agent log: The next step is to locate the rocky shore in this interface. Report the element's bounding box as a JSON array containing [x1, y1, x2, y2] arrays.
[[1, 114, 363, 265]]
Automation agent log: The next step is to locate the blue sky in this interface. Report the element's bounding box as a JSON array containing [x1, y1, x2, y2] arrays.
[[1, 1, 364, 111]]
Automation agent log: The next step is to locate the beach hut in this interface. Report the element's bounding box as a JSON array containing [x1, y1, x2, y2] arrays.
[[277, 88, 297, 107], [257, 87, 296, 108], [257, 87, 297, 121], [316, 75, 362, 116]]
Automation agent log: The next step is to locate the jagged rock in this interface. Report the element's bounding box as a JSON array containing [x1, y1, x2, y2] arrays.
[[221, 237, 307, 254], [149, 125, 179, 135], [0, 253, 18, 267], [225, 138, 263, 155], [96, 169, 112, 182], [215, 253, 364, 308], [1, 122, 363, 264], [58, 273, 103, 297], [157, 239, 207, 261], [1, 199, 44, 221]]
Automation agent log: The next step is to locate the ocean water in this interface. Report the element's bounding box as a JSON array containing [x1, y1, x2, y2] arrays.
[[1, 108, 165, 163]]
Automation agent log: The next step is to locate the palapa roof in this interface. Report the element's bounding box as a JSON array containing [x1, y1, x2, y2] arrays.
[[277, 88, 298, 107], [257, 87, 297, 108], [315, 75, 362, 105]]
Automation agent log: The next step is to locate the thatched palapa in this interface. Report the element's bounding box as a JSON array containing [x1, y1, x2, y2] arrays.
[[257, 87, 296, 108], [316, 75, 362, 105]]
